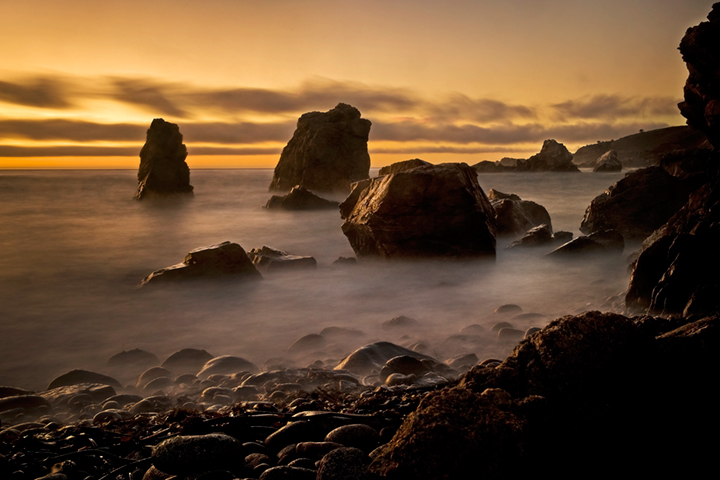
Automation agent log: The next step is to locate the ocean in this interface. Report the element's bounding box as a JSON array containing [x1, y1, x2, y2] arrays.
[[0, 168, 630, 390]]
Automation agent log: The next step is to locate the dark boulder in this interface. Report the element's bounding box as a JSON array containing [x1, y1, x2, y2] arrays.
[[152, 433, 243, 476], [340, 163, 497, 259], [269, 103, 371, 193], [490, 195, 552, 237], [546, 230, 624, 256], [334, 342, 436, 376], [198, 355, 259, 379], [378, 158, 432, 175], [47, 370, 121, 390], [247, 246, 317, 272], [579, 167, 698, 241], [162, 348, 214, 374], [264, 185, 339, 210], [140, 241, 261, 286], [505, 224, 553, 249], [593, 150, 622, 172], [135, 118, 193, 200], [487, 189, 520, 201], [515, 139, 580, 172]]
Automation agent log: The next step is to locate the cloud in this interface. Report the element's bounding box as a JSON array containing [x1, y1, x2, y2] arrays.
[[427, 94, 536, 123], [0, 119, 145, 142], [0, 77, 74, 109], [0, 144, 281, 157], [109, 78, 189, 118], [552, 94, 679, 121]]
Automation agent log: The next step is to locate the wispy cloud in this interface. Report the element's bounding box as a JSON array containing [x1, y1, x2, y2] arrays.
[[0, 77, 74, 109], [552, 94, 679, 121]]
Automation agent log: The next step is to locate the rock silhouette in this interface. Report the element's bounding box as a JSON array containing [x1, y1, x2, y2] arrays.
[[593, 149, 622, 172], [269, 103, 371, 193], [516, 139, 580, 172], [135, 118, 193, 200]]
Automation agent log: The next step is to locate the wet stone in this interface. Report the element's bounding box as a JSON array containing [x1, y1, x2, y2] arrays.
[[317, 447, 371, 480], [152, 433, 243, 475], [324, 424, 381, 453]]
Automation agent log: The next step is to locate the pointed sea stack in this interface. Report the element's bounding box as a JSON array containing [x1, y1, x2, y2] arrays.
[[269, 103, 371, 193], [135, 118, 193, 200]]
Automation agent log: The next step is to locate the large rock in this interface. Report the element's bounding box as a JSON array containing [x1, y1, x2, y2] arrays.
[[264, 185, 339, 210], [334, 342, 436, 376], [678, 3, 720, 149], [152, 433, 243, 475], [489, 192, 552, 237], [269, 103, 371, 193], [340, 163, 497, 259], [247, 246, 317, 272], [379, 158, 432, 175], [369, 312, 720, 478], [140, 241, 262, 286], [515, 140, 580, 172], [593, 150, 622, 172], [47, 370, 121, 390], [579, 167, 698, 241], [135, 118, 193, 200]]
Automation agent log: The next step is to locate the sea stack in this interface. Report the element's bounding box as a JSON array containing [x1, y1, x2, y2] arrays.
[[135, 118, 193, 200], [269, 103, 371, 193]]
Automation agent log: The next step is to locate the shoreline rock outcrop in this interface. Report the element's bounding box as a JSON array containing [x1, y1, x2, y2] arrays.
[[516, 139, 580, 172], [135, 118, 193, 200], [269, 103, 371, 193], [340, 162, 497, 259], [593, 149, 622, 172]]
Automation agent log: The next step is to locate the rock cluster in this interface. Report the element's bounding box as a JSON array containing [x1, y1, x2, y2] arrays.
[[269, 103, 371, 193], [135, 118, 193, 200], [515, 139, 580, 172], [340, 162, 497, 259], [593, 149, 622, 172]]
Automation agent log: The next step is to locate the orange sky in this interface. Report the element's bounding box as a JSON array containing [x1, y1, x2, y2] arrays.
[[0, 0, 715, 168]]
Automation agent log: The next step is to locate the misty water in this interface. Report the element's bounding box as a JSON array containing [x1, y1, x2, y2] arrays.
[[0, 168, 630, 390]]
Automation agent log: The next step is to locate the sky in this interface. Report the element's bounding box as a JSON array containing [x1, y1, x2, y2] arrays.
[[0, 0, 715, 169]]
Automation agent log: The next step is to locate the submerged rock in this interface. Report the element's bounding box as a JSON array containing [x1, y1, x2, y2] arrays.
[[135, 118, 193, 200], [547, 230, 624, 256], [593, 150, 622, 172], [247, 246, 317, 272], [340, 163, 496, 259], [515, 139, 580, 172], [140, 241, 261, 286], [269, 103, 371, 193], [264, 185, 339, 210]]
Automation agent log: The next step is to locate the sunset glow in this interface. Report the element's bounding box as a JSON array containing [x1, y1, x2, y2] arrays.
[[0, 0, 714, 168]]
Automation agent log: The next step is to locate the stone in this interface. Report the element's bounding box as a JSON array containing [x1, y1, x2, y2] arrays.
[[198, 356, 259, 379], [162, 348, 214, 374], [593, 150, 623, 172], [151, 433, 243, 475], [135, 118, 193, 200], [515, 139, 580, 172], [580, 167, 698, 241], [325, 425, 380, 454], [41, 383, 116, 408], [136, 367, 173, 389], [317, 447, 371, 480], [380, 356, 430, 380], [0, 395, 50, 414], [295, 441, 344, 460], [269, 103, 371, 193], [107, 349, 159, 370], [334, 342, 436, 376], [247, 246, 317, 272], [141, 241, 262, 286], [46, 370, 121, 390], [0, 387, 32, 399], [341, 162, 497, 259], [505, 224, 553, 249], [288, 334, 325, 353], [491, 196, 552, 237], [487, 189, 521, 201], [494, 304, 522, 314], [378, 158, 432, 175], [381, 315, 419, 329], [259, 466, 317, 480], [552, 231, 574, 244], [264, 185, 340, 210], [446, 353, 479, 370], [547, 230, 624, 256]]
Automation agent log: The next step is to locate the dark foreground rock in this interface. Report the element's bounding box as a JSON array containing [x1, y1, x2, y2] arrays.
[[140, 241, 262, 286], [579, 166, 699, 241], [340, 162, 497, 259], [269, 103, 371, 193], [368, 311, 720, 479], [135, 118, 193, 200], [264, 185, 339, 210]]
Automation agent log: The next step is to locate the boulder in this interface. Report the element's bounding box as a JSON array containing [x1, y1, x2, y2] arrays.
[[140, 241, 262, 286], [491, 195, 553, 237], [505, 224, 553, 249], [247, 246, 317, 272], [678, 3, 720, 149], [162, 348, 214, 374], [487, 189, 520, 201], [593, 150, 622, 172], [46, 370, 121, 390], [334, 342, 436, 376], [579, 167, 698, 241], [264, 185, 339, 210], [378, 158, 432, 175], [340, 163, 497, 259], [152, 433, 243, 476], [269, 103, 371, 193], [515, 140, 580, 172], [135, 118, 193, 200], [198, 356, 259, 379], [546, 230, 624, 256]]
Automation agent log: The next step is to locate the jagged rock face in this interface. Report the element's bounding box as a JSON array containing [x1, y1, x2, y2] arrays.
[[269, 103, 371, 193], [264, 185, 339, 210], [340, 163, 496, 259], [678, 3, 720, 149], [136, 118, 193, 200], [593, 150, 622, 172], [516, 139, 580, 172], [580, 167, 698, 241], [140, 241, 261, 286], [378, 158, 431, 175]]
